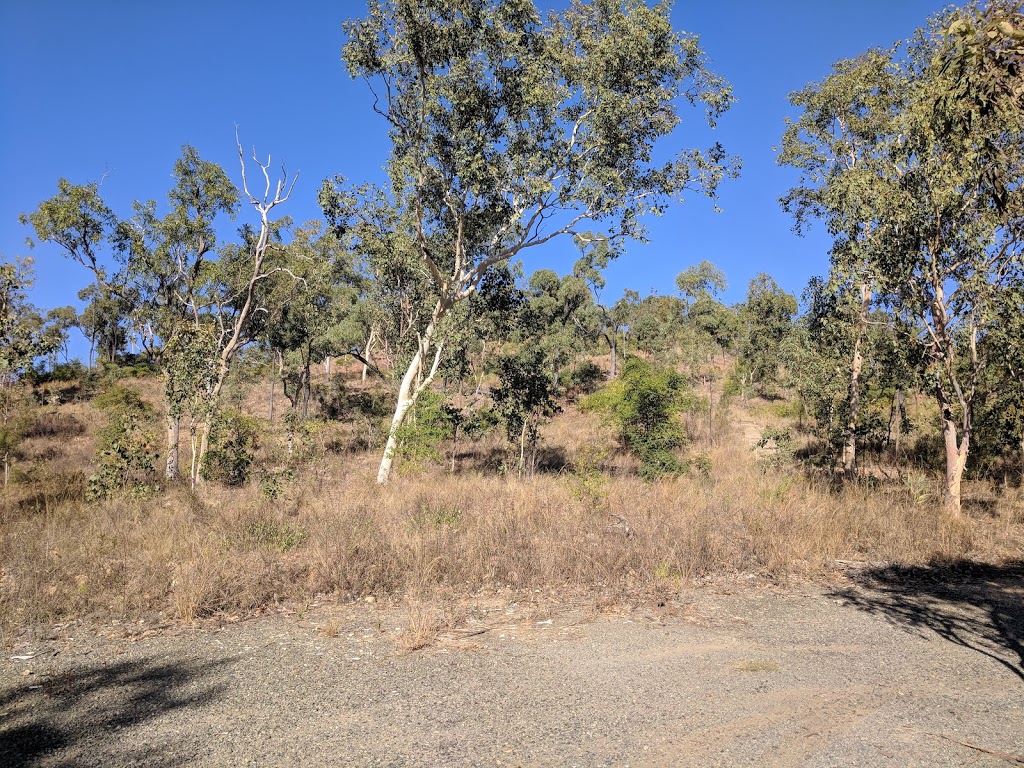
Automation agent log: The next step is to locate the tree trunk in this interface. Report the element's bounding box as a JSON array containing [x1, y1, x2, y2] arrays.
[[324, 356, 331, 382], [377, 319, 445, 484], [165, 414, 180, 481], [842, 281, 871, 479], [377, 357, 420, 484], [189, 422, 199, 491], [195, 421, 212, 488], [450, 424, 458, 473], [608, 332, 617, 379], [942, 414, 969, 513], [268, 376, 275, 422], [362, 329, 375, 383]]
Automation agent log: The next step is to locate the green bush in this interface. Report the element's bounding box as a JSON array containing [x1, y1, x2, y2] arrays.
[[87, 385, 157, 501], [201, 409, 261, 486], [395, 390, 456, 472], [582, 356, 692, 479]]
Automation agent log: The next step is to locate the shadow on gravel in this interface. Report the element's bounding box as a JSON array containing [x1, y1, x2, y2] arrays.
[[830, 560, 1024, 683], [0, 656, 233, 768]]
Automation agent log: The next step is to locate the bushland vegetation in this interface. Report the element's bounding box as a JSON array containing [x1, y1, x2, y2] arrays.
[[2, 0, 1023, 637]]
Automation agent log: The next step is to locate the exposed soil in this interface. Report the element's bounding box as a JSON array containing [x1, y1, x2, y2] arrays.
[[2, 563, 1022, 768]]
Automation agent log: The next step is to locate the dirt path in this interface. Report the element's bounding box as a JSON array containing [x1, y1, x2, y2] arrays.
[[2, 565, 1022, 768]]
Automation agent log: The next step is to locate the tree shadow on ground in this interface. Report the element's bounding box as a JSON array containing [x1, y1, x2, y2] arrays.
[[830, 560, 1024, 683], [0, 655, 234, 768]]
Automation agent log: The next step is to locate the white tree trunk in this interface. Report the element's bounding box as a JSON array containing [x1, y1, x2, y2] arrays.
[[376, 320, 445, 484]]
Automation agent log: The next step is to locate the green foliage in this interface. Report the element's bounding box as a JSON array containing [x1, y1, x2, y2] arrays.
[[394, 389, 455, 472], [33, 360, 87, 383], [258, 468, 296, 501], [201, 409, 261, 486], [582, 356, 691, 479], [491, 347, 561, 473], [87, 385, 157, 501], [738, 274, 798, 392], [755, 426, 795, 474]]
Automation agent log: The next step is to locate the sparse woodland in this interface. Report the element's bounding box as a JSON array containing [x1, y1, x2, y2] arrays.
[[1, 0, 1023, 637]]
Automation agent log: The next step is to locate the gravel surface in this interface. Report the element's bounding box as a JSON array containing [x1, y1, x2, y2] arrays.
[[2, 564, 1022, 767]]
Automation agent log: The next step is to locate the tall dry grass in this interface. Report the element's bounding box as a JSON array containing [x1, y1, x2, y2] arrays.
[[2, 390, 1022, 641]]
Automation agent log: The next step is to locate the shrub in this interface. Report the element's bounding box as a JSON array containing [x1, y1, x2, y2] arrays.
[[582, 356, 692, 479], [395, 390, 457, 472], [87, 385, 158, 501], [201, 409, 261, 486]]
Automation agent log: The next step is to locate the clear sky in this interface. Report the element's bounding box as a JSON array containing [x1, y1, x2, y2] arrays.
[[0, 0, 950, 352]]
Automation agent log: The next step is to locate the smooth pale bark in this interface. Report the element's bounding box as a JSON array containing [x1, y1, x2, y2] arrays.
[[842, 281, 871, 478], [603, 329, 617, 379], [941, 407, 969, 513], [361, 329, 375, 383], [192, 140, 295, 485], [165, 414, 180, 480], [376, 319, 445, 484]]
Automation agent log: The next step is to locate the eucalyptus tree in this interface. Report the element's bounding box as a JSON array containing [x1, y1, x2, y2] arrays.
[[0, 257, 54, 484], [338, 0, 737, 483], [674, 260, 729, 376], [883, 19, 1023, 510], [23, 146, 239, 480], [77, 284, 132, 367], [263, 220, 364, 430], [737, 274, 798, 395], [779, 48, 905, 477], [24, 140, 297, 484], [973, 282, 1024, 478], [780, 4, 1024, 508], [520, 268, 598, 390]]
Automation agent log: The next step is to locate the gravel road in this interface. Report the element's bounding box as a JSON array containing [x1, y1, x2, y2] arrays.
[[2, 563, 1022, 767]]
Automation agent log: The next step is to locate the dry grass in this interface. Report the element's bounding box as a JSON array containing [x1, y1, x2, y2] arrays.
[[1, 380, 1022, 642]]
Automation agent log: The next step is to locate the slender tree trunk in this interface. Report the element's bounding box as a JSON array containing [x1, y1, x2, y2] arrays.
[[377, 318, 445, 484], [189, 422, 199, 491], [362, 329, 375, 383], [842, 281, 871, 479], [165, 414, 180, 481], [324, 356, 331, 382], [888, 389, 906, 457], [378, 357, 421, 484], [195, 421, 211, 487], [268, 376, 275, 423]]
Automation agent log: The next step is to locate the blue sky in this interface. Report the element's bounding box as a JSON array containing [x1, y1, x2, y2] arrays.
[[0, 0, 950, 350]]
